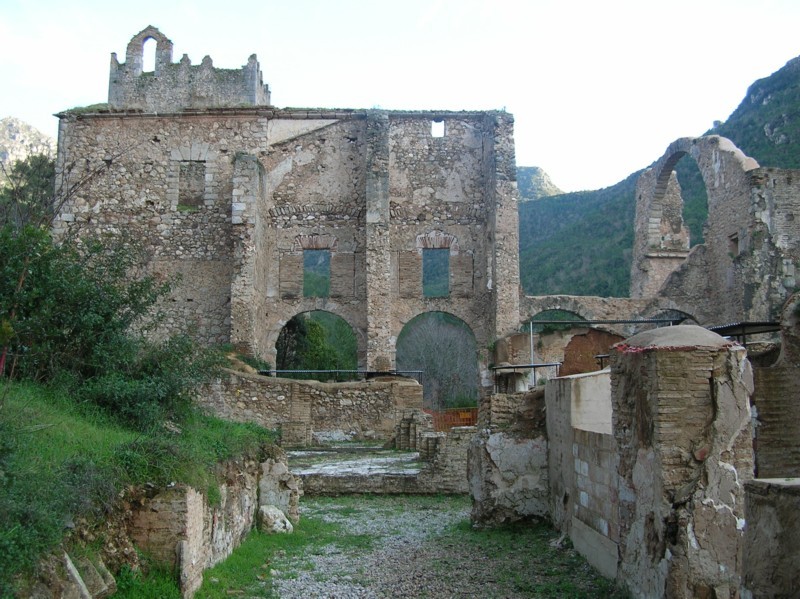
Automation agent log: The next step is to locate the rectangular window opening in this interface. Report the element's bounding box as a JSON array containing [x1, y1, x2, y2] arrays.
[[423, 248, 449, 297], [179, 160, 206, 208], [304, 249, 331, 297], [431, 120, 445, 138], [728, 233, 739, 257]]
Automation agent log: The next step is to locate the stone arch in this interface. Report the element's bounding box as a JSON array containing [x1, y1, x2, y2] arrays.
[[125, 26, 174, 76], [645, 308, 698, 325], [272, 309, 364, 376], [395, 311, 479, 410], [521, 297, 597, 324], [631, 136, 760, 300]]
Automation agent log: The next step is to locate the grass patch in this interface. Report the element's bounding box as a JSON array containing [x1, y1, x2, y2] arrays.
[[196, 514, 374, 598], [129, 494, 623, 598], [0, 380, 278, 596], [438, 519, 626, 597]]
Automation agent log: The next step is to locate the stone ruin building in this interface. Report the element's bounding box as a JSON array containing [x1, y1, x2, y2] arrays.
[[54, 25, 520, 381], [53, 27, 800, 598]]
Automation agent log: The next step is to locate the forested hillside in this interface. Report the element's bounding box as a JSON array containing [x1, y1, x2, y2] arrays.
[[518, 54, 800, 297]]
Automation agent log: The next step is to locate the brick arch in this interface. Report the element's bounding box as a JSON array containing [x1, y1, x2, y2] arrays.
[[125, 26, 173, 76], [292, 234, 338, 252], [415, 230, 459, 254]]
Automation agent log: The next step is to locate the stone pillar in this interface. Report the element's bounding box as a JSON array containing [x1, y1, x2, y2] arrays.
[[630, 168, 690, 299], [364, 111, 393, 371], [488, 112, 521, 339], [229, 154, 262, 354], [612, 325, 754, 598]]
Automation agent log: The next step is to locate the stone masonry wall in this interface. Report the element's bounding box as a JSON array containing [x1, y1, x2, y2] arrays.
[[199, 369, 423, 443], [128, 456, 284, 597], [56, 29, 522, 390], [109, 26, 270, 112], [470, 390, 549, 526], [632, 136, 800, 324]]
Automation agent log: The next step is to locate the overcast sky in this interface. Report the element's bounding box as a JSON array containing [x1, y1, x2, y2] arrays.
[[2, 0, 799, 192]]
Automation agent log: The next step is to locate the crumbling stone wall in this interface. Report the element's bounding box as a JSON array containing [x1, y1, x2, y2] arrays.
[[469, 389, 549, 526], [128, 455, 300, 597], [199, 369, 423, 444], [631, 135, 800, 324], [109, 26, 270, 112], [612, 325, 754, 598]]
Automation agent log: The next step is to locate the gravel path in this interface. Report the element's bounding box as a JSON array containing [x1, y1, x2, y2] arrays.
[[268, 495, 614, 599], [271, 495, 470, 598]]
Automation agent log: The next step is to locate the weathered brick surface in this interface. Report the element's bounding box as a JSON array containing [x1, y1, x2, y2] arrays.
[[612, 326, 754, 598]]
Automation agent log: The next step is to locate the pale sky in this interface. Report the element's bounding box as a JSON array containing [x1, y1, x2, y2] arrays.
[[2, 0, 799, 192]]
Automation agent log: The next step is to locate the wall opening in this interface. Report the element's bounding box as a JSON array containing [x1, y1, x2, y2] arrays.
[[142, 37, 157, 73], [728, 233, 740, 257], [431, 120, 445, 138], [275, 310, 358, 381], [423, 248, 449, 297], [675, 154, 708, 246], [303, 249, 331, 297], [178, 161, 206, 208], [396, 312, 478, 411], [524, 309, 587, 334]]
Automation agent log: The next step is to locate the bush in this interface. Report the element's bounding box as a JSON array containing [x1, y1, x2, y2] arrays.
[[0, 225, 223, 429]]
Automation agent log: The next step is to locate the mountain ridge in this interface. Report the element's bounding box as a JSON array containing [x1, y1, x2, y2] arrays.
[[517, 53, 800, 297]]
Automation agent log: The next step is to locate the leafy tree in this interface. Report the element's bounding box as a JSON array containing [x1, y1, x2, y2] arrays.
[[396, 312, 478, 410], [276, 312, 357, 381], [0, 154, 55, 228]]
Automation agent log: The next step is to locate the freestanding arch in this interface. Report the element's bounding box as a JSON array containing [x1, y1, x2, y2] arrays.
[[630, 136, 769, 324]]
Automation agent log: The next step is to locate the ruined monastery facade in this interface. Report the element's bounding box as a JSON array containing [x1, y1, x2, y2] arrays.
[[54, 26, 520, 377]]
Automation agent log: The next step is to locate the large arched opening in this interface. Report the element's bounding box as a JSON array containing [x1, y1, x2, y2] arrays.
[[275, 310, 358, 381], [396, 312, 479, 411], [673, 154, 708, 247]]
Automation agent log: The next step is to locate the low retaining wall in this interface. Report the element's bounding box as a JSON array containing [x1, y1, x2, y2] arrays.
[[129, 456, 300, 597], [301, 426, 475, 495], [199, 370, 423, 444]]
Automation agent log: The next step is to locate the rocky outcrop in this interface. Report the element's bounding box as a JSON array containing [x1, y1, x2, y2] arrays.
[[517, 166, 563, 202], [0, 116, 55, 175]]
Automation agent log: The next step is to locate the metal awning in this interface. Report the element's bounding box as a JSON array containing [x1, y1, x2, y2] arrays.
[[707, 321, 780, 344]]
